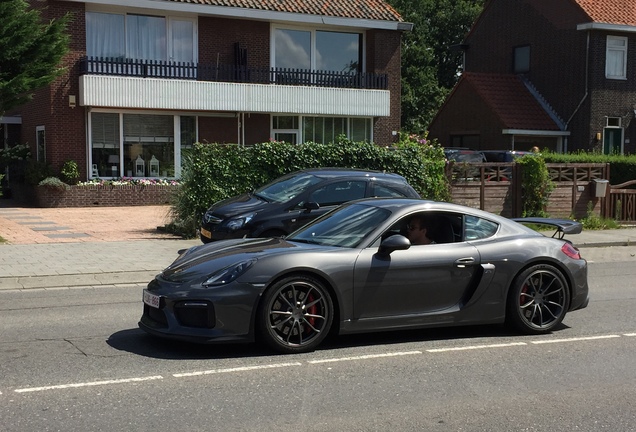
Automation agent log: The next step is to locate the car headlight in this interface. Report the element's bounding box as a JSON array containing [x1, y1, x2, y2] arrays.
[[202, 259, 256, 287], [225, 213, 256, 231]]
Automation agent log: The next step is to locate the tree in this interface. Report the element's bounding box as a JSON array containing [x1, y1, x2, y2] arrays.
[[0, 0, 70, 116], [388, 0, 485, 133]]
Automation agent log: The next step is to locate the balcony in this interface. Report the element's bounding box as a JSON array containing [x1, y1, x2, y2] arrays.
[[78, 57, 388, 90], [78, 57, 391, 116]]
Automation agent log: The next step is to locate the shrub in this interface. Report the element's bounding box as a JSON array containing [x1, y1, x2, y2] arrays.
[[60, 160, 80, 185], [25, 160, 54, 185], [517, 155, 554, 217], [172, 138, 449, 237], [0, 144, 30, 165], [38, 176, 69, 191], [542, 149, 632, 186]]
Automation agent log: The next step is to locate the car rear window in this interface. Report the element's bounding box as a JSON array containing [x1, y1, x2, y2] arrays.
[[255, 173, 322, 203]]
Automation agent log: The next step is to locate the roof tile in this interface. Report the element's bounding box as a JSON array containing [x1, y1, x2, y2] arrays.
[[574, 0, 636, 26], [463, 73, 560, 131], [164, 0, 403, 21]]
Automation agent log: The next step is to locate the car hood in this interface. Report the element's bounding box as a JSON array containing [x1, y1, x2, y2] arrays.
[[208, 193, 269, 218], [160, 237, 317, 283]]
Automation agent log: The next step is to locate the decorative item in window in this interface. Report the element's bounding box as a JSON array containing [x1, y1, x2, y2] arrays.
[[135, 155, 145, 177], [149, 155, 159, 177], [91, 164, 99, 177], [108, 154, 119, 177]]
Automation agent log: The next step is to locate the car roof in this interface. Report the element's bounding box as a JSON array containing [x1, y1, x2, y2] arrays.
[[295, 167, 407, 181], [348, 197, 513, 223]]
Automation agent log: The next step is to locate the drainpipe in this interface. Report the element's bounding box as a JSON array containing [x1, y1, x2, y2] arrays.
[[564, 31, 590, 153]]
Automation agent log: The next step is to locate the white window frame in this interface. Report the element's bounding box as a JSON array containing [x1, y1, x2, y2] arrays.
[[606, 35, 627, 80], [270, 115, 373, 145], [36, 126, 45, 163], [270, 24, 365, 72], [85, 9, 198, 63], [88, 109, 191, 179]]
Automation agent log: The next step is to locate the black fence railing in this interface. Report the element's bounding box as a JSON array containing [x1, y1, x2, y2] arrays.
[[78, 56, 388, 90]]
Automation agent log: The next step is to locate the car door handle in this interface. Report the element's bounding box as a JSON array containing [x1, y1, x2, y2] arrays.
[[454, 257, 476, 267]]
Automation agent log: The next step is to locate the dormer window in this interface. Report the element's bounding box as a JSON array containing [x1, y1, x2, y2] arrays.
[[606, 35, 627, 80]]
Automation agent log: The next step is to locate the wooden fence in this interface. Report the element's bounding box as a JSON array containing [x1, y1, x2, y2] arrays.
[[449, 162, 610, 219], [605, 180, 636, 222]]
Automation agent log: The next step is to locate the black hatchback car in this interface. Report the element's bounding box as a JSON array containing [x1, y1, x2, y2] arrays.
[[199, 168, 420, 243]]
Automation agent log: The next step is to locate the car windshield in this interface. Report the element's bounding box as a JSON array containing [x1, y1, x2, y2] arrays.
[[254, 173, 323, 203], [288, 203, 391, 248]]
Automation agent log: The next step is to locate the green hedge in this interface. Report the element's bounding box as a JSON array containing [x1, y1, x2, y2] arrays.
[[542, 150, 635, 185], [171, 137, 449, 236]]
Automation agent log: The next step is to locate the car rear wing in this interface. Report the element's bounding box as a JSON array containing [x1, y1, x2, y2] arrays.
[[511, 217, 582, 239]]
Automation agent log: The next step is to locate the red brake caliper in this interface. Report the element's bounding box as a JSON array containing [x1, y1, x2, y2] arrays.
[[306, 292, 317, 332]]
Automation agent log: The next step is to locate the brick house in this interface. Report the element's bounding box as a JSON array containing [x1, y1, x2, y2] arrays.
[[2, 0, 411, 181], [428, 0, 636, 154]]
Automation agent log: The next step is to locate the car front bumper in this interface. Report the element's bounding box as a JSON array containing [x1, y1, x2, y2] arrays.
[[138, 281, 262, 344]]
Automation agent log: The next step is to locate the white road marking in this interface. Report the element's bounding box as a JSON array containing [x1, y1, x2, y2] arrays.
[[308, 351, 422, 364], [14, 375, 164, 393], [531, 335, 620, 344], [427, 342, 527, 353], [6, 332, 636, 395], [173, 362, 302, 378]]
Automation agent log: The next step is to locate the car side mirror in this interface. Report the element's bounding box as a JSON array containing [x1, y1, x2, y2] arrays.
[[377, 234, 411, 256], [303, 202, 320, 211]]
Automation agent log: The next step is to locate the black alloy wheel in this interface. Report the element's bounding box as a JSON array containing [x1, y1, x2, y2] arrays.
[[507, 264, 570, 334], [257, 275, 333, 354]]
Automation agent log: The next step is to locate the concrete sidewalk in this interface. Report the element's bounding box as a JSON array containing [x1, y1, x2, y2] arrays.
[[1, 199, 635, 291]]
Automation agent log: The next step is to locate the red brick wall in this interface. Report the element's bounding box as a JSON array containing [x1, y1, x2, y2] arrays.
[[22, 1, 87, 178], [198, 16, 270, 68], [367, 29, 402, 146], [34, 184, 178, 207]]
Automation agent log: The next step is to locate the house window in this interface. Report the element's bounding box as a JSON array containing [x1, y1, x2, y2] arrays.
[[36, 126, 45, 163], [513, 45, 530, 74], [450, 134, 480, 149], [303, 117, 348, 144], [273, 27, 362, 73], [180, 116, 196, 150], [89, 112, 183, 178], [123, 114, 174, 178], [90, 113, 119, 177], [86, 12, 195, 63], [350, 118, 372, 142], [272, 116, 372, 144], [606, 36, 627, 79], [126, 14, 167, 61], [272, 116, 299, 144]]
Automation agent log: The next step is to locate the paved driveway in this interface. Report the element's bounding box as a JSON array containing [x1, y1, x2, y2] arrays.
[[0, 200, 182, 244]]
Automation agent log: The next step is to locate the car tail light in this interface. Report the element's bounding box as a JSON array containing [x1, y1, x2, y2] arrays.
[[561, 242, 581, 260]]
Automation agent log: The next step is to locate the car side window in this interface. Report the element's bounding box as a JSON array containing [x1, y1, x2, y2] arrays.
[[309, 181, 367, 207], [372, 183, 409, 198], [464, 215, 498, 241]]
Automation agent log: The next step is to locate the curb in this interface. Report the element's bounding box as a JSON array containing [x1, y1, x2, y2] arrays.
[[0, 270, 159, 291]]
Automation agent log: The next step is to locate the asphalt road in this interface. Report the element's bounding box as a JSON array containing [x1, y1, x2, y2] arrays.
[[1, 247, 635, 431]]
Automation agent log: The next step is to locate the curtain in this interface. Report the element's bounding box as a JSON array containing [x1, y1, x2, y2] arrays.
[[127, 15, 167, 61], [86, 12, 125, 58]]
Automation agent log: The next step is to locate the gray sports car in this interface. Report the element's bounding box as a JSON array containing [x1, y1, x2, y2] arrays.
[[139, 198, 589, 354]]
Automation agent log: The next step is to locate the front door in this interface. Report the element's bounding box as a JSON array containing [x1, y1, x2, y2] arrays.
[[603, 128, 623, 154]]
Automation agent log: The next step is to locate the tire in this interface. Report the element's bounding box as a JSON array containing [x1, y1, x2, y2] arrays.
[[257, 275, 334, 354], [506, 264, 570, 334]]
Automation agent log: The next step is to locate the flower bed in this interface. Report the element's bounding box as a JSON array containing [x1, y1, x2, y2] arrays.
[[15, 179, 181, 208]]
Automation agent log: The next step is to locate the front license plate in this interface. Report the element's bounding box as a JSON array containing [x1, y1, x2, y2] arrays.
[[143, 290, 161, 309], [201, 227, 212, 239]]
